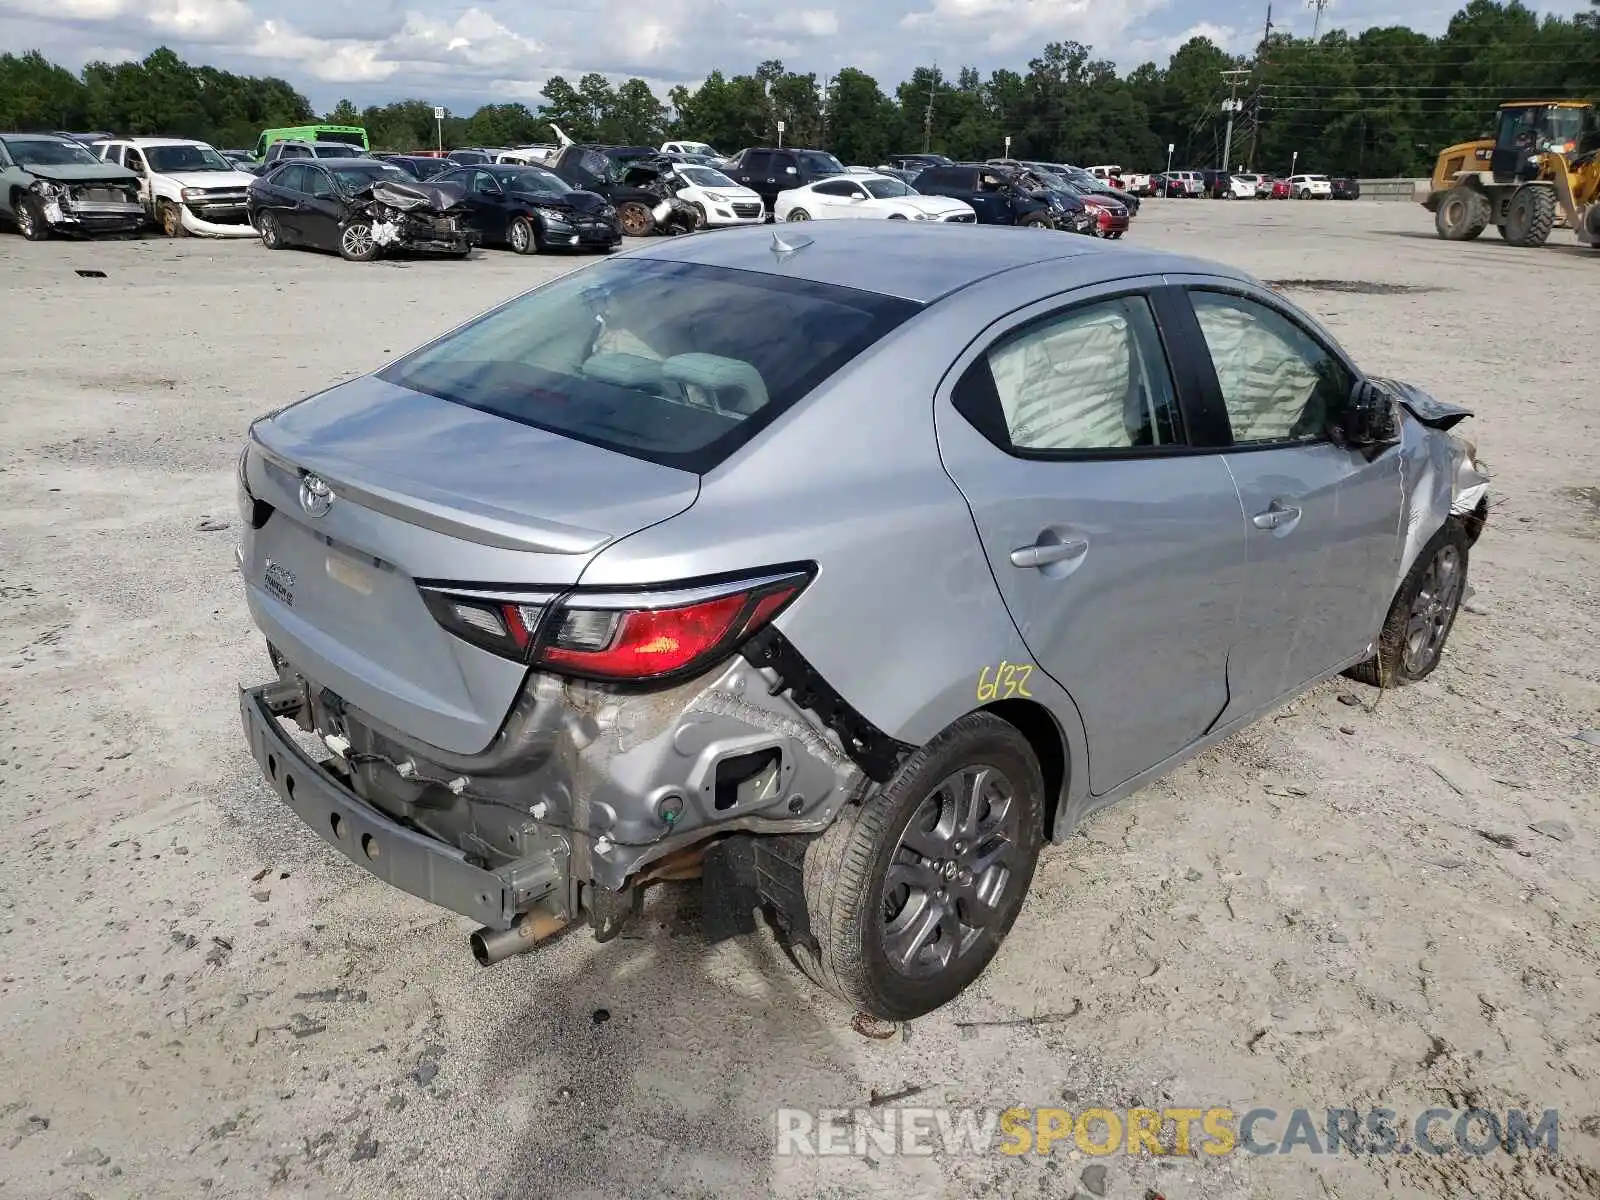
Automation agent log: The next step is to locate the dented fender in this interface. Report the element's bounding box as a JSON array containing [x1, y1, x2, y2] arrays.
[[1379, 377, 1491, 586]]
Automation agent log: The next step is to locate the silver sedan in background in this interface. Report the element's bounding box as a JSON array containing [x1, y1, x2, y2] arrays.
[[235, 223, 1490, 1020]]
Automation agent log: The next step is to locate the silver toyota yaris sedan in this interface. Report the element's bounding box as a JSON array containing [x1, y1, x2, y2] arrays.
[[236, 222, 1490, 1019]]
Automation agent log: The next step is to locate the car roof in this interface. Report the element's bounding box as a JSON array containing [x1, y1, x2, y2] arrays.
[[628, 221, 1251, 304], [117, 137, 209, 147], [1, 132, 72, 142]]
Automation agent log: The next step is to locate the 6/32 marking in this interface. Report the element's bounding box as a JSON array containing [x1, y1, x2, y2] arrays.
[[977, 661, 1033, 702]]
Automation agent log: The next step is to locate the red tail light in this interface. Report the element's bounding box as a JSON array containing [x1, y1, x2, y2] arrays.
[[421, 567, 812, 683]]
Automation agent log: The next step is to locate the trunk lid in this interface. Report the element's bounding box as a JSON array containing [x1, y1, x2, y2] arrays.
[[242, 375, 700, 754]]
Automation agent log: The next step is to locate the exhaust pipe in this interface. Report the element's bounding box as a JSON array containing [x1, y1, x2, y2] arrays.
[[471, 908, 569, 966]]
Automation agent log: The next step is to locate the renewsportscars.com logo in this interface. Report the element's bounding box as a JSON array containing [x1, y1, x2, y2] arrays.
[[774, 1106, 1562, 1158]]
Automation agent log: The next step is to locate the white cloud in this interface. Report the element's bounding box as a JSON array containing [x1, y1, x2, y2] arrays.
[[899, 0, 1171, 55], [770, 8, 838, 37], [149, 0, 253, 40], [384, 8, 541, 70], [1124, 20, 1250, 63]]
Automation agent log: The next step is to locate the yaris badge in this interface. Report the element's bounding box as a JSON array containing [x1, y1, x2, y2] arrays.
[[299, 473, 333, 518]]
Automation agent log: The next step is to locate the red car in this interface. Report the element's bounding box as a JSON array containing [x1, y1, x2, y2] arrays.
[[1267, 177, 1292, 200], [1080, 195, 1129, 238]]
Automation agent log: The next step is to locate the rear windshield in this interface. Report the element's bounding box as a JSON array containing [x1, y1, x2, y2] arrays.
[[377, 258, 920, 473]]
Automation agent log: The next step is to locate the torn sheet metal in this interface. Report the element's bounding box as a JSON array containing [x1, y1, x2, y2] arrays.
[[1377, 376, 1491, 583]]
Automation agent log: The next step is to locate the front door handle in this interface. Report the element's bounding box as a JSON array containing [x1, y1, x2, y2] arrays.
[[1010, 538, 1088, 568], [1251, 501, 1303, 530]]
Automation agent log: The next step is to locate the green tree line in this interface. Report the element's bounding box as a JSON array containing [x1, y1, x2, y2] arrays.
[[1, 0, 1594, 175]]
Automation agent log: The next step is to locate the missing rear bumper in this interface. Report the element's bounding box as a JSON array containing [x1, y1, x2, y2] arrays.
[[239, 681, 564, 930]]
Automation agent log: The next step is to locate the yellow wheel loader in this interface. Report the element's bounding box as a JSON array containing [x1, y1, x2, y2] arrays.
[[1419, 100, 1600, 251]]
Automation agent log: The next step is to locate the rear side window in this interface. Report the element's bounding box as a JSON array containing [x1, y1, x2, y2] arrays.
[[378, 258, 921, 474], [955, 296, 1183, 454], [919, 168, 972, 190], [742, 151, 773, 174]]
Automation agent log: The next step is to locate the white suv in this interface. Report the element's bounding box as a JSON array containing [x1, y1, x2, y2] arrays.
[[1288, 173, 1333, 199], [95, 138, 257, 237]]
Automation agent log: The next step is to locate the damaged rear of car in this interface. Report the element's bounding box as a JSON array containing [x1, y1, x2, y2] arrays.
[[238, 252, 921, 977], [0, 133, 144, 240]]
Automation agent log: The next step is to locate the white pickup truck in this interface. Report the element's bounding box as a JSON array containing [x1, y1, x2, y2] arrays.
[[92, 137, 258, 237]]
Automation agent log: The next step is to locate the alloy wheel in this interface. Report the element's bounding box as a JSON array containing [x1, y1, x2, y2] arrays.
[[510, 221, 530, 252], [1402, 544, 1463, 675], [341, 224, 374, 259], [879, 765, 1023, 978]]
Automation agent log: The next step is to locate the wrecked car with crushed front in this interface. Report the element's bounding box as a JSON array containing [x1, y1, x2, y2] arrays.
[[248, 158, 476, 261], [0, 133, 144, 239], [237, 224, 1490, 1021]]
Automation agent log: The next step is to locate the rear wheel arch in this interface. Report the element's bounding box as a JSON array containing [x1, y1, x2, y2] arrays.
[[981, 698, 1068, 841]]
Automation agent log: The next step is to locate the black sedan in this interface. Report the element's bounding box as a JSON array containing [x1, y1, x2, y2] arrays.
[[433, 164, 621, 254], [1331, 177, 1362, 200], [247, 158, 477, 261]]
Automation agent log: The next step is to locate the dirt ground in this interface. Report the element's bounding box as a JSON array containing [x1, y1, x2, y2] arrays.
[[1, 200, 1597, 1200]]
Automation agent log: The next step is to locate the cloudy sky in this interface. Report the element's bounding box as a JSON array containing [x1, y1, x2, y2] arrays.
[[0, 0, 1586, 112]]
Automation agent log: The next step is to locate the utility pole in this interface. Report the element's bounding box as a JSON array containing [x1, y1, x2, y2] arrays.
[[1307, 0, 1331, 39], [922, 64, 937, 153], [1220, 68, 1249, 171], [1246, 0, 1274, 170]]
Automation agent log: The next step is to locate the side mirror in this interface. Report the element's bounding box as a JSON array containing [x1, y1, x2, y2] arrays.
[[1332, 380, 1402, 451]]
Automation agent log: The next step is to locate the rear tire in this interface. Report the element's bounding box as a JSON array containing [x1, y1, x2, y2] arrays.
[[1502, 185, 1555, 247], [790, 712, 1045, 1021], [1435, 187, 1490, 241], [786, 208, 811, 221], [1345, 521, 1470, 688]]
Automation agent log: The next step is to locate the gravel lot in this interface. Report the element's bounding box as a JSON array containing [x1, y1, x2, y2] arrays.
[[1, 201, 1597, 1200]]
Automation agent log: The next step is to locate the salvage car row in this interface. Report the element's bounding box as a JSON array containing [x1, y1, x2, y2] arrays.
[[1, 131, 1138, 255]]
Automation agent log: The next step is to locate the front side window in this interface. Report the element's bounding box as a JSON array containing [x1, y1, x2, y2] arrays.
[[959, 296, 1183, 453], [377, 258, 920, 473], [1190, 292, 1350, 445]]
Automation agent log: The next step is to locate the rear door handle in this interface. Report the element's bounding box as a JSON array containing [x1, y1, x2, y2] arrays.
[[1251, 501, 1302, 530], [1010, 538, 1088, 568]]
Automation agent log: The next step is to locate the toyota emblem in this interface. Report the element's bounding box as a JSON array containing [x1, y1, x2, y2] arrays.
[[299, 473, 334, 518]]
